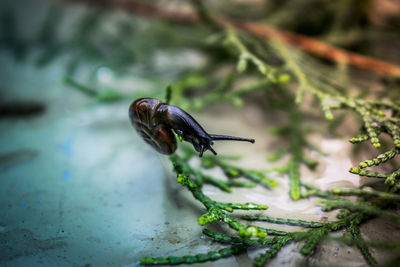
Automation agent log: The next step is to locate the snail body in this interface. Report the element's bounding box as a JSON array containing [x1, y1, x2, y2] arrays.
[[129, 98, 255, 157]]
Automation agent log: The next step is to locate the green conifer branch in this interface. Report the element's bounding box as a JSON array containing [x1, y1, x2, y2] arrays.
[[202, 229, 279, 246], [319, 199, 400, 224], [266, 36, 400, 155], [386, 168, 400, 188], [215, 202, 269, 212], [354, 105, 381, 148], [171, 154, 270, 239], [349, 132, 370, 144], [202, 229, 240, 243], [384, 121, 400, 148], [63, 76, 128, 102], [300, 182, 336, 198], [224, 30, 275, 81], [288, 158, 301, 200], [348, 223, 378, 266], [242, 215, 325, 228], [330, 188, 400, 201], [349, 167, 388, 178], [267, 145, 290, 162], [200, 155, 279, 188], [254, 236, 293, 267], [285, 110, 317, 200], [140, 244, 247, 265], [174, 151, 259, 192], [300, 227, 329, 255], [358, 148, 399, 169], [142, 155, 386, 266], [336, 209, 352, 219]]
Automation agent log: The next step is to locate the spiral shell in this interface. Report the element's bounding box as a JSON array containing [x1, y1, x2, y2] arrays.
[[129, 98, 177, 155]]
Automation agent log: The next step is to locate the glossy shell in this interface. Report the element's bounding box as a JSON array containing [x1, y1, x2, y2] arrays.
[[129, 98, 177, 155]]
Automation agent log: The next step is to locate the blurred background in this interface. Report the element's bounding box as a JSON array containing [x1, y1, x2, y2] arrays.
[[1, 0, 399, 266]]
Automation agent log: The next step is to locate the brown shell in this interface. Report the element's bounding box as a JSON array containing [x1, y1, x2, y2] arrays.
[[129, 98, 177, 155]]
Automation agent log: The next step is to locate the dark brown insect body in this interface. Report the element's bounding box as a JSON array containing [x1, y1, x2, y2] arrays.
[[129, 98, 255, 157]]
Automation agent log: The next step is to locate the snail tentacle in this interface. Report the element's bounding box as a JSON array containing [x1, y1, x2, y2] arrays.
[[209, 134, 255, 143]]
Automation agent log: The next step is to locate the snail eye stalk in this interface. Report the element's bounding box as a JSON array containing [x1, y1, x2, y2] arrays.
[[209, 134, 255, 143]]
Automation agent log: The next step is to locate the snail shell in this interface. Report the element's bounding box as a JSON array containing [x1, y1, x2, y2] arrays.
[[129, 98, 177, 155]]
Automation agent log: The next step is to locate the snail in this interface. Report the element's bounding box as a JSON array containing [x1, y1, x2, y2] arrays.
[[129, 98, 255, 157]]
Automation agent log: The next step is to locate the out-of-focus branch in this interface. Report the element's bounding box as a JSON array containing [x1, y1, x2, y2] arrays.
[[231, 21, 400, 77], [66, 0, 400, 77]]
